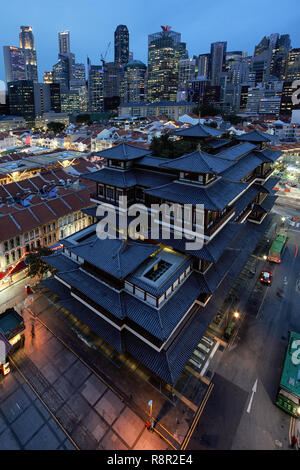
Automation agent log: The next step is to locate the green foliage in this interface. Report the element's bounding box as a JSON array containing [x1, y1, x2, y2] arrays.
[[205, 121, 218, 128], [25, 247, 55, 279], [47, 121, 66, 134], [192, 104, 220, 117], [222, 114, 243, 125], [150, 135, 198, 158], [75, 114, 92, 126]]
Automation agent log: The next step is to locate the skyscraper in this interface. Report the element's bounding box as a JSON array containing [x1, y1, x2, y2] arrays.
[[19, 26, 38, 82], [285, 48, 300, 81], [121, 60, 147, 103], [114, 25, 129, 65], [44, 71, 53, 84], [58, 31, 70, 55], [147, 26, 186, 103], [53, 54, 70, 94], [104, 61, 123, 110], [3, 46, 26, 83], [196, 53, 210, 78], [88, 59, 104, 112], [8, 80, 35, 122], [210, 41, 227, 86]]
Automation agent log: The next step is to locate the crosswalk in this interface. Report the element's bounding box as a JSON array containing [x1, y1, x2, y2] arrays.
[[188, 335, 218, 376]]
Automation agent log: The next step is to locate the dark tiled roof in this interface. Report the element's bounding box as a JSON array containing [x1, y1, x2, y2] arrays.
[[261, 176, 280, 193], [220, 152, 263, 181], [171, 124, 224, 138], [94, 143, 151, 160], [59, 297, 123, 352], [135, 155, 170, 169], [160, 150, 232, 174], [215, 142, 257, 161], [42, 253, 79, 272], [82, 168, 173, 189], [233, 185, 260, 217], [203, 248, 240, 292], [253, 195, 277, 213], [145, 179, 247, 210], [57, 269, 124, 318], [41, 277, 71, 300], [256, 148, 282, 162], [124, 272, 210, 340], [236, 130, 275, 143], [70, 237, 158, 279], [206, 138, 231, 149]]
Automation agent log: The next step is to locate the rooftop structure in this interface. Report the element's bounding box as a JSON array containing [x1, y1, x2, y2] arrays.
[[42, 129, 281, 387]]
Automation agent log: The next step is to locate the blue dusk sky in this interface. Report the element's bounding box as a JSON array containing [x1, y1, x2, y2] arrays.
[[1, 0, 300, 82]]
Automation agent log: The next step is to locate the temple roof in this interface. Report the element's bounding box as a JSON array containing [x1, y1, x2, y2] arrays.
[[94, 142, 151, 160], [159, 150, 232, 174], [171, 123, 224, 138], [236, 130, 275, 143], [145, 179, 247, 210]]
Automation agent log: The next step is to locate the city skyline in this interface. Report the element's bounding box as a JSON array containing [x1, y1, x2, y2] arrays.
[[1, 0, 300, 83]]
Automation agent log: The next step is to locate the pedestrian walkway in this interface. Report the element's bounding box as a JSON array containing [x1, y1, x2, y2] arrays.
[[2, 307, 170, 450]]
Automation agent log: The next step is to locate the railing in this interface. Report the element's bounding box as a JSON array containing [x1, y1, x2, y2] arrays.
[[205, 207, 235, 237]]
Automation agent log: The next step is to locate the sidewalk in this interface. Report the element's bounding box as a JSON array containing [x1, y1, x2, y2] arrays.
[[7, 305, 171, 450]]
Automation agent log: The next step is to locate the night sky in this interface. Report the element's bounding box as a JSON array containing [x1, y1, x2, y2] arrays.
[[1, 0, 300, 82]]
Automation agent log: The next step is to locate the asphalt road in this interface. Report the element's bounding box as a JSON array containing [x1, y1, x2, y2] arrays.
[[188, 205, 300, 450]]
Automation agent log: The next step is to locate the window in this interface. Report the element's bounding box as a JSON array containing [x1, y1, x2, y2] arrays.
[[116, 189, 123, 200], [106, 187, 114, 200], [4, 241, 8, 252], [98, 185, 104, 197], [16, 236, 20, 246], [5, 254, 9, 266], [11, 251, 15, 262], [24, 233, 29, 242], [34, 229, 39, 238], [9, 239, 14, 250], [30, 231, 34, 240]]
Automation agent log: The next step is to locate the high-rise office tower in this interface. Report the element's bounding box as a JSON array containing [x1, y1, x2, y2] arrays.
[[196, 53, 210, 78], [104, 61, 123, 110], [88, 58, 104, 112], [178, 59, 196, 91], [147, 26, 186, 102], [33, 83, 52, 116], [19, 26, 38, 82], [58, 31, 70, 55], [285, 48, 300, 81], [53, 54, 70, 93], [114, 25, 129, 65], [49, 83, 61, 113], [8, 80, 35, 122], [3, 46, 26, 83], [210, 41, 227, 86], [121, 60, 147, 103]]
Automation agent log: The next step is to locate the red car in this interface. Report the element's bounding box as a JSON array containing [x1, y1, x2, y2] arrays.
[[260, 270, 272, 285]]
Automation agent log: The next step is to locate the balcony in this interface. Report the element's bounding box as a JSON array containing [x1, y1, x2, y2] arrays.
[[205, 207, 235, 238]]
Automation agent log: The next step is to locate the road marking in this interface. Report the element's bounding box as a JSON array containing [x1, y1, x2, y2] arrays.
[[246, 379, 258, 414], [295, 245, 298, 259], [180, 382, 214, 450], [289, 416, 296, 445]]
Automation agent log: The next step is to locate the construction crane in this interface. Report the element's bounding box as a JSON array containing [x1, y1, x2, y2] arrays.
[[101, 41, 111, 66]]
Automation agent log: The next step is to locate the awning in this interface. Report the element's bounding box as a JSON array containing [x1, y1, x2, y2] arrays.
[[8, 261, 27, 277]]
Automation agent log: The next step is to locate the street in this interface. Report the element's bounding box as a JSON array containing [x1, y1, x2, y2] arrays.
[[187, 195, 300, 450]]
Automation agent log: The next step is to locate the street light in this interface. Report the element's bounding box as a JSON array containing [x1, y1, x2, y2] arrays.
[[233, 311, 240, 319], [281, 217, 286, 222], [263, 255, 267, 260], [297, 406, 300, 417]]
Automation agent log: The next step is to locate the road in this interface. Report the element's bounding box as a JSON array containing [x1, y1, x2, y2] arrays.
[[188, 203, 300, 450]]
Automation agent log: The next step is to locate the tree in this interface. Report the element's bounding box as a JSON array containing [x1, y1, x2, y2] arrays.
[[150, 135, 197, 158], [47, 122, 66, 134], [25, 247, 56, 279], [222, 114, 242, 125], [192, 104, 220, 117], [76, 114, 92, 126]]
